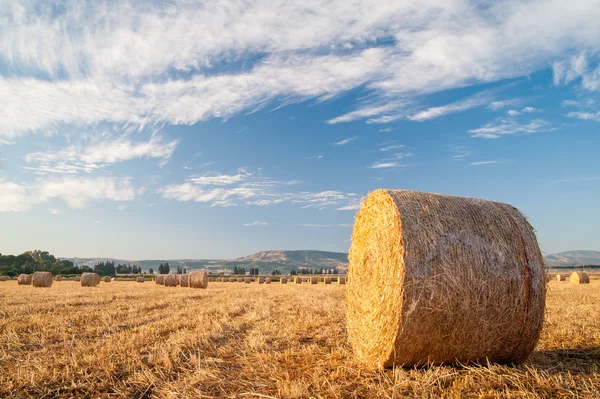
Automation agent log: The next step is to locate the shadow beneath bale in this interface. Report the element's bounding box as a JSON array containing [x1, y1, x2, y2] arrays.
[[527, 348, 600, 375]]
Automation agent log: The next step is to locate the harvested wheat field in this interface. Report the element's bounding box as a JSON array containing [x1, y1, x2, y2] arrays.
[[0, 279, 599, 398]]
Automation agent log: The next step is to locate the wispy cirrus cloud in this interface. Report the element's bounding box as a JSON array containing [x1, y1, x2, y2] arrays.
[[469, 118, 553, 139], [333, 136, 358, 145], [550, 176, 600, 184], [566, 111, 600, 121], [243, 221, 268, 226]]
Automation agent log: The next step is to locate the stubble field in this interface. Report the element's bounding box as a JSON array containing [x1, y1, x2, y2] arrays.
[[0, 278, 599, 398]]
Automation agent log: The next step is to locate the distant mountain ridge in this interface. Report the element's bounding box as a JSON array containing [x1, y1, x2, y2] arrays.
[[63, 249, 600, 273]]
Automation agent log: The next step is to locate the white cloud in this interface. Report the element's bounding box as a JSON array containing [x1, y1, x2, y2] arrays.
[[447, 145, 472, 160], [336, 204, 360, 211], [407, 94, 491, 122], [507, 106, 539, 116], [487, 99, 522, 110], [469, 118, 553, 139], [566, 111, 600, 121], [470, 160, 501, 165], [507, 110, 520, 116], [553, 52, 600, 92], [333, 136, 358, 145], [0, 177, 137, 212], [370, 161, 401, 169], [561, 100, 579, 107], [50, 209, 59, 215], [379, 128, 393, 132], [243, 221, 268, 226], [550, 176, 600, 184], [24, 135, 178, 174]]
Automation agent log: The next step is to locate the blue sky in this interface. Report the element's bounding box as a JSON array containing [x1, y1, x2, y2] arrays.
[[1, 0, 599, 259]]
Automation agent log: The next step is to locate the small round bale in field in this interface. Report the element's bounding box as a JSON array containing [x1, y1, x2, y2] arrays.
[[280, 277, 287, 284], [295, 277, 302, 284], [338, 277, 346, 284], [245, 277, 251, 284], [179, 274, 189, 287], [164, 274, 178, 287], [18, 274, 32, 285], [310, 277, 318, 284], [325, 277, 332, 284], [0, 276, 9, 281], [238, 277, 244, 282], [347, 189, 546, 369], [258, 277, 265, 284], [265, 278, 271, 284], [569, 272, 590, 284], [155, 275, 165, 285], [32, 271, 53, 287], [136, 276, 145, 283], [189, 271, 209, 289], [74, 275, 81, 282], [556, 274, 566, 282], [103, 276, 111, 282], [81, 273, 100, 287], [54, 275, 63, 281]]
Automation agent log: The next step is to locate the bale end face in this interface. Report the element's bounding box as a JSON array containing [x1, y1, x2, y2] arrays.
[[569, 272, 590, 284], [81, 273, 100, 287], [189, 272, 209, 289]]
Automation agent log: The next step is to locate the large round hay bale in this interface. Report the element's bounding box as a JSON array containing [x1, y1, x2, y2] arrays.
[[280, 277, 287, 284], [325, 277, 332, 284], [32, 271, 53, 287], [258, 277, 265, 284], [164, 274, 178, 287], [18, 274, 32, 285], [103, 276, 111, 282], [295, 277, 302, 284], [338, 277, 346, 284], [265, 278, 271, 284], [555, 274, 566, 282], [569, 272, 590, 284], [136, 276, 145, 283], [310, 277, 318, 285], [189, 271, 209, 289], [179, 274, 189, 287], [155, 275, 165, 285], [81, 273, 100, 287], [347, 189, 546, 368]]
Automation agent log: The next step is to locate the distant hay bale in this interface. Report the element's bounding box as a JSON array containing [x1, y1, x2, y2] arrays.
[[103, 276, 111, 282], [280, 277, 287, 284], [556, 274, 566, 282], [55, 275, 63, 281], [0, 276, 9, 281], [18, 274, 32, 285], [245, 277, 251, 284], [155, 275, 165, 285], [295, 277, 302, 284], [569, 272, 590, 284], [32, 272, 53, 287], [258, 277, 265, 284], [81, 273, 100, 287], [310, 277, 318, 284], [74, 275, 81, 282], [136, 276, 145, 283], [338, 277, 346, 284], [189, 271, 209, 289], [209, 278, 216, 282], [179, 274, 189, 287], [238, 277, 244, 282], [325, 277, 332, 284], [164, 274, 178, 287], [347, 189, 546, 368], [265, 278, 271, 284]]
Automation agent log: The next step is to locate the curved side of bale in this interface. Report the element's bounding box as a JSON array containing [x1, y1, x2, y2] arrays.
[[32, 272, 53, 287], [136, 276, 145, 283], [81, 273, 100, 287], [179, 274, 189, 287], [325, 277, 332, 284], [104, 276, 111, 282], [258, 277, 265, 284], [155, 275, 165, 285], [55, 275, 63, 281], [237, 278, 244, 282], [18, 274, 32, 285], [0, 276, 9, 281], [265, 278, 271, 284], [338, 277, 346, 284], [310, 277, 318, 285], [189, 271, 209, 289], [164, 274, 178, 287], [280, 277, 287, 284], [295, 277, 302, 284], [569, 272, 590, 284], [556, 274, 565, 282], [347, 189, 546, 369], [245, 277, 251, 284]]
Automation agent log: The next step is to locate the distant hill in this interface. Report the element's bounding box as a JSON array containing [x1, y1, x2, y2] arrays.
[[544, 250, 600, 267]]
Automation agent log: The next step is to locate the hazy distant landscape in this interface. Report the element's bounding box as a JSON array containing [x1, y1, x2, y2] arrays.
[[62, 249, 600, 274]]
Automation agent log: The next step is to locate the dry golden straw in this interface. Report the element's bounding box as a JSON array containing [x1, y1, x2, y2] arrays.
[[73, 275, 81, 282], [155, 275, 165, 285], [81, 273, 100, 287], [311, 277, 318, 285], [556, 274, 566, 282], [164, 274, 178, 287], [295, 277, 302, 284], [32, 272, 53, 287], [55, 275, 63, 281], [338, 277, 346, 285], [17, 274, 32, 285], [238, 278, 244, 283], [136, 276, 145, 283], [258, 277, 265, 284], [347, 189, 546, 369], [569, 272, 590, 284], [189, 271, 209, 289], [104, 276, 111, 283], [179, 274, 189, 287], [265, 278, 272, 284], [245, 277, 251, 284], [325, 277, 332, 284], [280, 277, 287, 284]]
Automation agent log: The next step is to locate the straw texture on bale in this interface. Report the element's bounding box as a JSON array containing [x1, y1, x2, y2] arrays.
[[347, 189, 546, 369], [280, 277, 287, 284], [55, 275, 63, 281], [238, 278, 244, 282], [81, 273, 100, 287], [164, 274, 178, 287], [155, 275, 165, 285], [325, 277, 332, 284], [103, 276, 111, 282], [338, 277, 346, 284], [0, 276, 9, 281], [569, 272, 590, 284], [32, 271, 53, 287], [245, 277, 251, 284], [310, 277, 318, 285], [265, 278, 271, 284], [189, 271, 209, 289], [136, 276, 145, 283], [179, 274, 189, 287], [556, 274, 566, 282], [74, 275, 81, 282], [295, 277, 302, 284], [18, 274, 32, 285], [258, 277, 265, 284]]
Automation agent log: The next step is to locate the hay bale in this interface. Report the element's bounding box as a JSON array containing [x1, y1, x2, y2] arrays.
[[569, 272, 590, 284], [32, 272, 53, 287], [325, 277, 332, 284], [310, 277, 318, 285], [238, 277, 244, 282], [555, 274, 566, 282], [103, 276, 111, 282], [55, 275, 63, 281], [179, 274, 189, 287], [81, 273, 100, 287], [280, 277, 288, 284], [265, 278, 271, 284], [0, 276, 9, 281], [74, 275, 81, 282], [18, 274, 32, 285], [189, 271, 209, 289], [347, 189, 546, 368], [258, 277, 265, 284], [136, 276, 145, 283], [295, 277, 302, 284], [155, 275, 165, 285], [338, 277, 346, 284], [164, 274, 178, 287], [245, 277, 251, 284]]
